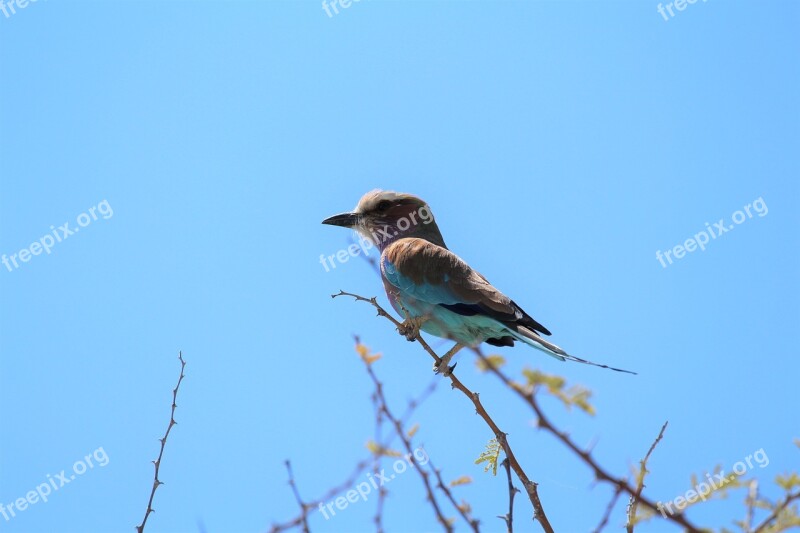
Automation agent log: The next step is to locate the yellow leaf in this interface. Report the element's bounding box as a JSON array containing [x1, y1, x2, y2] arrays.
[[355, 343, 381, 364], [476, 354, 506, 372], [364, 353, 382, 365], [382, 448, 402, 458], [365, 440, 402, 457], [366, 439, 380, 454], [450, 475, 473, 487], [407, 423, 420, 438]]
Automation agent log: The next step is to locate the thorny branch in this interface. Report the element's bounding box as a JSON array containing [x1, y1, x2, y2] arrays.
[[358, 341, 454, 532], [471, 347, 704, 533], [269, 376, 438, 533], [270, 287, 799, 533], [369, 366, 388, 533], [751, 490, 800, 533], [136, 352, 186, 533], [284, 461, 310, 533], [593, 485, 625, 533], [499, 457, 520, 533], [627, 420, 669, 532], [427, 455, 481, 533], [333, 290, 556, 533]]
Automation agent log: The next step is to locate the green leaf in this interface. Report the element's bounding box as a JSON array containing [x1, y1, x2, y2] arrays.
[[474, 438, 502, 476]]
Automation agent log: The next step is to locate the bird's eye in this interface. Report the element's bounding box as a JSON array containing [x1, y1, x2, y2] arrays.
[[376, 200, 392, 212]]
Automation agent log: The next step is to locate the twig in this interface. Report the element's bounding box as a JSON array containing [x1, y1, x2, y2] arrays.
[[744, 479, 758, 533], [369, 359, 388, 533], [269, 376, 437, 533], [471, 348, 703, 533], [499, 457, 520, 533], [374, 477, 387, 533], [752, 490, 800, 533], [136, 352, 186, 533], [333, 291, 555, 533], [284, 461, 310, 533], [593, 486, 624, 533], [626, 420, 669, 532], [359, 344, 453, 532], [427, 456, 481, 532]]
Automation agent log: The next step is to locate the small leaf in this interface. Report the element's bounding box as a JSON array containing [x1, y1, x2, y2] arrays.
[[523, 368, 595, 415], [407, 423, 420, 438], [364, 353, 382, 365], [475, 438, 502, 476], [355, 343, 381, 364], [450, 475, 473, 487], [476, 354, 506, 372], [776, 472, 800, 490], [366, 440, 402, 457]]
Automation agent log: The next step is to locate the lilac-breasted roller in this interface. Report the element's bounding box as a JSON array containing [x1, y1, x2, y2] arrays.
[[323, 190, 633, 375]]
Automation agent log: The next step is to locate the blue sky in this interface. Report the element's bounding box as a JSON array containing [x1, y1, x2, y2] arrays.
[[1, 1, 798, 532]]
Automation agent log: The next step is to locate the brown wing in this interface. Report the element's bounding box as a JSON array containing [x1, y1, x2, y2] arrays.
[[383, 238, 552, 336]]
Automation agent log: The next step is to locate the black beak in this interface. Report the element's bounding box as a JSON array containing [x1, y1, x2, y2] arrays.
[[321, 212, 360, 228]]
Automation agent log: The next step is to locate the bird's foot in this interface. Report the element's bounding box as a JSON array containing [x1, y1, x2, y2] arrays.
[[433, 358, 457, 376], [433, 344, 464, 377], [397, 316, 426, 341]]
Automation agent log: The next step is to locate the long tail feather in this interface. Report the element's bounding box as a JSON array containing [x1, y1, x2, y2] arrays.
[[512, 327, 637, 375]]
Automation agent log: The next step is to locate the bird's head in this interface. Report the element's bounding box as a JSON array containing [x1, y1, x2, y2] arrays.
[[322, 189, 447, 251]]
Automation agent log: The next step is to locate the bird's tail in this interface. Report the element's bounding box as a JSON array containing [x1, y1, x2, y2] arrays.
[[512, 327, 637, 375]]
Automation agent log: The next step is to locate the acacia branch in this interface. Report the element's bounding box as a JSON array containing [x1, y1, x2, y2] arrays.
[[269, 375, 437, 533], [332, 290, 555, 533], [359, 345, 453, 532], [472, 348, 703, 533], [627, 420, 669, 532], [593, 486, 625, 533], [136, 352, 186, 533], [427, 455, 481, 533], [284, 461, 310, 533], [751, 490, 800, 533], [744, 480, 758, 533], [370, 373, 388, 533], [499, 457, 520, 533]]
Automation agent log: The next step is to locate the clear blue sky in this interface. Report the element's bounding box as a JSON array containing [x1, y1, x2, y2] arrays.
[[1, 1, 798, 532]]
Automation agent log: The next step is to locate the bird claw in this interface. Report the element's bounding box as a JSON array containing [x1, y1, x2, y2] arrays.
[[433, 360, 457, 376], [397, 316, 425, 341]]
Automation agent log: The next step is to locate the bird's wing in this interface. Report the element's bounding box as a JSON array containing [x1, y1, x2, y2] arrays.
[[381, 238, 551, 336]]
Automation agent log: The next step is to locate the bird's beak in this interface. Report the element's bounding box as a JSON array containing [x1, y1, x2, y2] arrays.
[[321, 212, 360, 228]]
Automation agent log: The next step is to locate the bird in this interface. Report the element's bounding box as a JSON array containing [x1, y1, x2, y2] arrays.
[[322, 189, 634, 376]]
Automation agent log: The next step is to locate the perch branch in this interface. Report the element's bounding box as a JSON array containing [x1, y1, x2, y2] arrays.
[[333, 291, 555, 533]]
